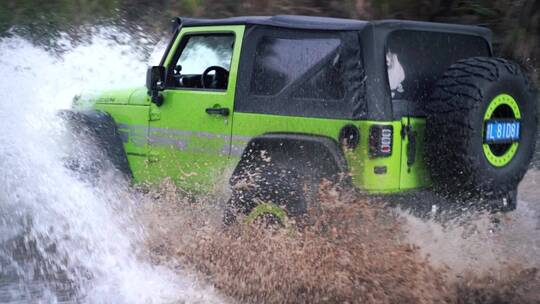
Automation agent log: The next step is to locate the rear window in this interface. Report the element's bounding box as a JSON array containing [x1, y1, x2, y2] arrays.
[[386, 30, 490, 103]]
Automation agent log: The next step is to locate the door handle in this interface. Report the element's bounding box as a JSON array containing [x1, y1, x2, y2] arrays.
[[205, 107, 230, 116]]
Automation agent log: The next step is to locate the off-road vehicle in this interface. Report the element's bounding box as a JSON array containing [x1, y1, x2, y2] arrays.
[[67, 15, 538, 220]]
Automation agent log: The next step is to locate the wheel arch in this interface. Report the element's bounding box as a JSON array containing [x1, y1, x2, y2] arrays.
[[58, 109, 132, 178], [231, 133, 349, 185]]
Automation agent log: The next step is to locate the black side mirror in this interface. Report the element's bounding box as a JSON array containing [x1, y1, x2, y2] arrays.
[[146, 66, 166, 106], [173, 65, 182, 75]]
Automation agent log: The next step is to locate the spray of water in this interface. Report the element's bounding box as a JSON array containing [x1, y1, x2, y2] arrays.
[[401, 170, 538, 269], [0, 29, 224, 303], [141, 174, 540, 303]]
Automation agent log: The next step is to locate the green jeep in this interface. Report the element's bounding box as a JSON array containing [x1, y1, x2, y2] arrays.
[[67, 15, 538, 220]]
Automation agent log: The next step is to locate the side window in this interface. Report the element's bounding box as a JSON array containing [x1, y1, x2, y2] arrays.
[[170, 34, 235, 90], [386, 30, 490, 103], [250, 37, 344, 99], [292, 53, 345, 100], [235, 29, 365, 119]]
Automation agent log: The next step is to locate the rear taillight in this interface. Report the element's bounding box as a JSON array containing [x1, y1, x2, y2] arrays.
[[369, 125, 393, 157]]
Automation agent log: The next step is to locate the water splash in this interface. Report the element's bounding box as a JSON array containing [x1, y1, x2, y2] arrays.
[[139, 173, 540, 303], [401, 170, 540, 277], [0, 29, 223, 303]]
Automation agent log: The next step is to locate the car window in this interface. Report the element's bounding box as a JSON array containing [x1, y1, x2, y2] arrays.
[[171, 34, 235, 90], [235, 29, 365, 119], [386, 30, 490, 103], [292, 50, 345, 100], [250, 37, 343, 98]]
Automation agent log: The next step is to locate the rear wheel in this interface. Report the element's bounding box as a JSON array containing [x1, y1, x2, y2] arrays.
[[225, 157, 320, 225], [245, 203, 289, 228], [425, 57, 537, 201]]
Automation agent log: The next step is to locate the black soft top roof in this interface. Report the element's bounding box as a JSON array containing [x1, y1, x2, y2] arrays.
[[180, 15, 367, 30], [178, 15, 491, 39]]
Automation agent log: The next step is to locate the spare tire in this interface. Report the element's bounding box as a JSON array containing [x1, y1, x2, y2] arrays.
[[425, 57, 537, 199]]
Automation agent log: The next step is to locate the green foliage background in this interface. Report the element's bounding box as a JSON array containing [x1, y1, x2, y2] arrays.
[[0, 0, 537, 80]]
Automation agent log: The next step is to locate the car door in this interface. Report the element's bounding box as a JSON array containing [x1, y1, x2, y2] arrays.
[[147, 26, 244, 191]]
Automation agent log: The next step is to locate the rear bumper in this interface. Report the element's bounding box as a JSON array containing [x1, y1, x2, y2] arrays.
[[373, 188, 518, 219]]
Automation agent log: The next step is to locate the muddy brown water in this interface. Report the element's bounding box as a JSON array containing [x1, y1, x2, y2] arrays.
[[139, 171, 540, 304]]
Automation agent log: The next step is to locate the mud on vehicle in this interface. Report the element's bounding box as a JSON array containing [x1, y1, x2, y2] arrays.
[[65, 15, 538, 222]]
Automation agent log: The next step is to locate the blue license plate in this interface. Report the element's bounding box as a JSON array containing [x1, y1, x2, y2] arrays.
[[485, 120, 520, 143]]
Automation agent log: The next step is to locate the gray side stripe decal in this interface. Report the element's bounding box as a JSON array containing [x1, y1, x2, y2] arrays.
[[150, 126, 227, 140], [149, 136, 188, 150], [231, 135, 252, 142], [117, 123, 251, 153], [230, 144, 246, 157], [118, 130, 129, 143], [118, 123, 251, 142]]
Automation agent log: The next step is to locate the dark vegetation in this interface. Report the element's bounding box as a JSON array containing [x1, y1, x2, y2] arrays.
[[0, 0, 538, 82]]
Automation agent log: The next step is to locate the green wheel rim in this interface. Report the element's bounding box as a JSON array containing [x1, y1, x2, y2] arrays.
[[245, 203, 289, 227], [482, 94, 521, 167]]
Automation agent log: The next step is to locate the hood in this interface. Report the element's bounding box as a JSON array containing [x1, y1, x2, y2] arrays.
[[72, 87, 150, 109]]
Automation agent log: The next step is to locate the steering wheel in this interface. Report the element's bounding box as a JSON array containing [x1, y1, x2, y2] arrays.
[[201, 66, 229, 89]]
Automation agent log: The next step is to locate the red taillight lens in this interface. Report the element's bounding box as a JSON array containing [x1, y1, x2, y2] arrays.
[[369, 125, 393, 157]]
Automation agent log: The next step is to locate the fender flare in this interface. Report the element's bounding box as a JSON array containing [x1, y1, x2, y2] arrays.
[[58, 109, 132, 178], [231, 133, 349, 185]]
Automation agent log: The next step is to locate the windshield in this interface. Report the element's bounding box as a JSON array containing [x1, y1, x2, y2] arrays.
[[176, 35, 234, 74]]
